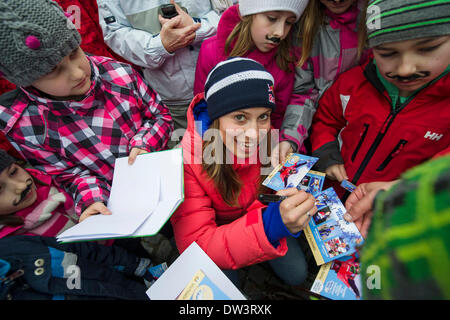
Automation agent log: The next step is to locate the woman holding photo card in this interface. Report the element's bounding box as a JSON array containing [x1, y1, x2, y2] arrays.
[[171, 58, 317, 288]]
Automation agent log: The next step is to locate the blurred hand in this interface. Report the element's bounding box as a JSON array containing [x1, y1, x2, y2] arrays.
[[325, 164, 348, 182], [159, 0, 200, 53], [274, 140, 294, 167], [128, 147, 148, 165], [80, 202, 112, 222], [277, 188, 317, 234], [344, 180, 399, 237]]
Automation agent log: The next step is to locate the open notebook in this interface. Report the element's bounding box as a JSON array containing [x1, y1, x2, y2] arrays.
[[57, 148, 184, 242]]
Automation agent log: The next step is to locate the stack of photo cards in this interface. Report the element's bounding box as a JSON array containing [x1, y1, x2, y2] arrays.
[[263, 153, 319, 191], [304, 187, 364, 266]]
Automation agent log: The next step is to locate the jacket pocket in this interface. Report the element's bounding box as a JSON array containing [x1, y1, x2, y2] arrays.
[[377, 139, 408, 171], [351, 123, 369, 162]]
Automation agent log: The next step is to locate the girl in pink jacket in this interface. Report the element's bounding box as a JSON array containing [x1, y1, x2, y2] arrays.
[[172, 58, 317, 287], [194, 0, 309, 131]]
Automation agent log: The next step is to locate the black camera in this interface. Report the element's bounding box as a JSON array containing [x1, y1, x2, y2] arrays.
[[159, 4, 178, 19]]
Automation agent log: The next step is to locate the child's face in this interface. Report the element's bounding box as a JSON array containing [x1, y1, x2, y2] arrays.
[[373, 36, 450, 97], [250, 11, 297, 52], [0, 164, 37, 215], [319, 0, 356, 14], [219, 107, 272, 159], [31, 47, 92, 100]]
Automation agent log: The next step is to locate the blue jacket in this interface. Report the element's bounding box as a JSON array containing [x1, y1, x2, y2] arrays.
[[0, 236, 151, 300]]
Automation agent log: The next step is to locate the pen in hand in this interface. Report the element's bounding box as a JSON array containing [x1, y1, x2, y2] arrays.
[[258, 194, 288, 203]]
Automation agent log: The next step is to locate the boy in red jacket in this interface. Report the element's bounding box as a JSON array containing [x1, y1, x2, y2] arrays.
[[310, 0, 450, 192]]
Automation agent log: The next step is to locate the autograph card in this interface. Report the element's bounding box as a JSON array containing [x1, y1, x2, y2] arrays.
[[297, 170, 326, 197], [341, 180, 357, 193], [263, 153, 319, 191], [304, 188, 364, 266]]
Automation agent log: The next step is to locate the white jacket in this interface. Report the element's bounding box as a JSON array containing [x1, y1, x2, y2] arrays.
[[97, 0, 220, 105]]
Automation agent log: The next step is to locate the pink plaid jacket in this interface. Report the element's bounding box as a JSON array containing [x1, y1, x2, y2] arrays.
[[0, 55, 173, 214]]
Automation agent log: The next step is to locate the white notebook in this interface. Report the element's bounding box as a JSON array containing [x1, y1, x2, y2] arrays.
[[57, 148, 184, 242]]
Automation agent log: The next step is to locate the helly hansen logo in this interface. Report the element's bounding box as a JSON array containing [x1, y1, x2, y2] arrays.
[[424, 131, 443, 141]]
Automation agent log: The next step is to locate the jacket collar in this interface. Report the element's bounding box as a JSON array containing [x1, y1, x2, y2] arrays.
[[364, 59, 450, 104], [19, 56, 101, 116]]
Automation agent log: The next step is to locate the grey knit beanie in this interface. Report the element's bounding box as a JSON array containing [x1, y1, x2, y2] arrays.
[[366, 0, 450, 48], [0, 149, 15, 175], [238, 0, 309, 22], [0, 0, 81, 87]]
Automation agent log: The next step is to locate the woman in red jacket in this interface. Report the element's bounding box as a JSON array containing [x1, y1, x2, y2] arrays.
[[171, 57, 317, 287]]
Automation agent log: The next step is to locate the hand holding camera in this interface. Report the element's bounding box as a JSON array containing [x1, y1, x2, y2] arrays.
[[159, 0, 201, 53]]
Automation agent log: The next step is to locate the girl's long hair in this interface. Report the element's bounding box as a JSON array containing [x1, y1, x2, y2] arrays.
[[357, 0, 370, 60], [224, 14, 297, 73], [296, 0, 325, 67], [201, 119, 272, 207]]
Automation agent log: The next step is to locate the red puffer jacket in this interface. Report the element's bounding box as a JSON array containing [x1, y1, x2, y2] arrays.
[[170, 93, 287, 270], [311, 60, 450, 185]]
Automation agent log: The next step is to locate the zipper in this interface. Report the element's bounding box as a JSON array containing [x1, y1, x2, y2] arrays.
[[351, 123, 369, 162], [376, 139, 408, 171]]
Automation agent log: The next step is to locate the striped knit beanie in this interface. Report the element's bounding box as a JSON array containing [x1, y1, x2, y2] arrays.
[[238, 0, 309, 22], [204, 57, 276, 121], [366, 0, 450, 47], [0, 149, 15, 175], [0, 0, 81, 87]]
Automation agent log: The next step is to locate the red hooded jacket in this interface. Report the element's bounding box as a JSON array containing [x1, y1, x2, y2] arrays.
[[311, 60, 450, 186]]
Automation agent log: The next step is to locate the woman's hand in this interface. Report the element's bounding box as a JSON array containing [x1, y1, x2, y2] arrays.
[[277, 188, 317, 234]]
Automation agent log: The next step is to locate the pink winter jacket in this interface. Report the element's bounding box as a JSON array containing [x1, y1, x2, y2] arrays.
[[170, 93, 288, 270], [194, 5, 300, 130]]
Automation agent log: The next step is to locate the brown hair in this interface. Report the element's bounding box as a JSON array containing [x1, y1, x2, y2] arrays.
[[357, 0, 370, 61], [224, 14, 297, 73], [201, 119, 272, 207], [297, 0, 325, 67], [0, 214, 24, 227]]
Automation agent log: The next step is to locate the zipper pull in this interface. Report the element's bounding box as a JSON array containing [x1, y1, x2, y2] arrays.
[[380, 113, 394, 134]]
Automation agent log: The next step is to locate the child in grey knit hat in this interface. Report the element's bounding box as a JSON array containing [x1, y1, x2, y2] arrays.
[[309, 0, 450, 199], [0, 0, 173, 224]]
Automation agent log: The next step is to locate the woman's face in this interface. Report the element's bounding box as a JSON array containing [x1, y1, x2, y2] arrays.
[[319, 0, 357, 14], [219, 107, 272, 159]]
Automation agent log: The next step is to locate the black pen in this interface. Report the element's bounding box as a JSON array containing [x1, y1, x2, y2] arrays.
[[258, 194, 287, 203]]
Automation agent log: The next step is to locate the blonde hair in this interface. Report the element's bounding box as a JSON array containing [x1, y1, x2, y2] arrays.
[[224, 14, 296, 73], [201, 119, 271, 207], [297, 0, 325, 67]]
